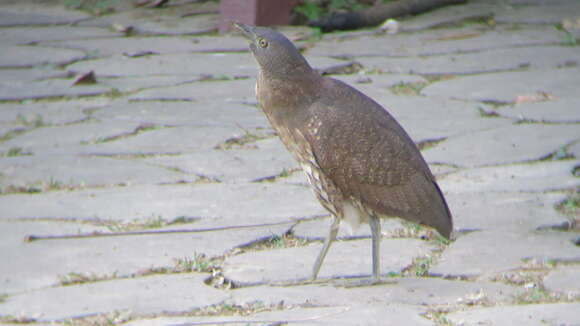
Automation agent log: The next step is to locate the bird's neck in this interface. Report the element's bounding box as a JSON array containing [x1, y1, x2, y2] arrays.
[[257, 70, 322, 113]]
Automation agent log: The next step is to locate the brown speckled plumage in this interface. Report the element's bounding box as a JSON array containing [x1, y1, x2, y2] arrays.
[[235, 23, 453, 281]]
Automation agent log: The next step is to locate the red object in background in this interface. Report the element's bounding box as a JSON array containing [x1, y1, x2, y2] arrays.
[[219, 0, 294, 32]]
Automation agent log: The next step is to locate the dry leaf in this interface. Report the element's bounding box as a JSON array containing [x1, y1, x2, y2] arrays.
[[111, 23, 134, 35], [72, 71, 97, 86], [515, 91, 557, 104]]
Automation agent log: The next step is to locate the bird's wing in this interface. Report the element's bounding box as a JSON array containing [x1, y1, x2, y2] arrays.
[[301, 81, 452, 234]]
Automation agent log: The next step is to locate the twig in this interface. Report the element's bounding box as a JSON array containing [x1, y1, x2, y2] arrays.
[[24, 215, 328, 242]]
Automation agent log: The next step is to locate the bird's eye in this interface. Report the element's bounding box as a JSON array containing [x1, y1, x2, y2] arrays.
[[257, 37, 269, 48]]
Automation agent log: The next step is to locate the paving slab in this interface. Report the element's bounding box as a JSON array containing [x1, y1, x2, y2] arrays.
[[0, 220, 287, 294], [398, 2, 495, 32], [446, 191, 569, 232], [495, 1, 580, 24], [0, 78, 113, 101], [0, 44, 85, 68], [421, 67, 580, 103], [0, 4, 90, 26], [484, 98, 580, 123], [141, 138, 297, 183], [78, 125, 245, 155], [223, 238, 435, 284], [67, 52, 254, 78], [94, 100, 269, 129], [331, 73, 427, 88], [0, 153, 195, 190], [68, 52, 345, 79], [447, 302, 580, 326], [423, 124, 580, 167], [570, 141, 580, 160], [430, 230, 580, 278], [438, 160, 580, 193], [0, 68, 69, 84], [129, 78, 257, 103], [0, 273, 228, 322], [0, 26, 120, 45], [78, 10, 218, 35], [0, 220, 105, 251], [80, 75, 201, 93], [48, 35, 248, 57], [307, 25, 564, 57], [543, 265, 580, 296], [268, 304, 432, 326], [0, 182, 325, 224], [0, 120, 143, 155], [122, 305, 432, 326], [356, 46, 580, 75], [232, 277, 517, 307], [0, 99, 109, 126]]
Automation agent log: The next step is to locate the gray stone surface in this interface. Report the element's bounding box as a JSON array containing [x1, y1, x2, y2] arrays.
[[223, 238, 435, 284], [438, 160, 580, 193], [231, 277, 517, 307], [79, 11, 218, 35], [0, 78, 112, 101], [331, 73, 427, 88], [423, 124, 580, 167], [0, 153, 196, 190], [357, 46, 580, 75], [98, 75, 202, 93], [422, 68, 580, 103], [447, 302, 580, 326], [544, 265, 580, 296], [67, 53, 254, 78], [430, 231, 580, 278], [0, 4, 89, 26], [48, 35, 248, 57], [0, 274, 228, 321], [123, 305, 433, 326], [495, 1, 580, 24], [570, 141, 580, 159], [399, 2, 495, 32], [129, 78, 257, 103], [0, 220, 287, 294], [79, 125, 247, 155], [94, 100, 269, 129], [141, 138, 297, 183], [0, 183, 325, 224], [307, 25, 564, 57], [0, 44, 85, 68], [446, 192, 569, 232], [0, 120, 143, 155], [485, 98, 580, 123], [1, 1, 579, 323], [0, 26, 120, 45], [68, 52, 345, 79], [0, 68, 68, 84], [0, 99, 107, 126]]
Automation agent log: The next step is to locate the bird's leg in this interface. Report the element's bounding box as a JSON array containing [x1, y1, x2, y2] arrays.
[[369, 214, 381, 282], [311, 215, 340, 280]]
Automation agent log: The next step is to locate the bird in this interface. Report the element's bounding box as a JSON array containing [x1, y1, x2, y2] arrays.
[[235, 23, 453, 282]]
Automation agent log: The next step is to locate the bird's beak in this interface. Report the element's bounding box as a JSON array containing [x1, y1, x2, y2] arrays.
[[233, 22, 256, 41]]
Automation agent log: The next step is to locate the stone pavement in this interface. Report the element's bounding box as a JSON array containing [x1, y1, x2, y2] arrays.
[[0, 0, 579, 325]]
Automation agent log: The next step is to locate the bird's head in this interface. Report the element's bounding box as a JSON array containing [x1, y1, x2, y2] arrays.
[[234, 23, 312, 78]]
